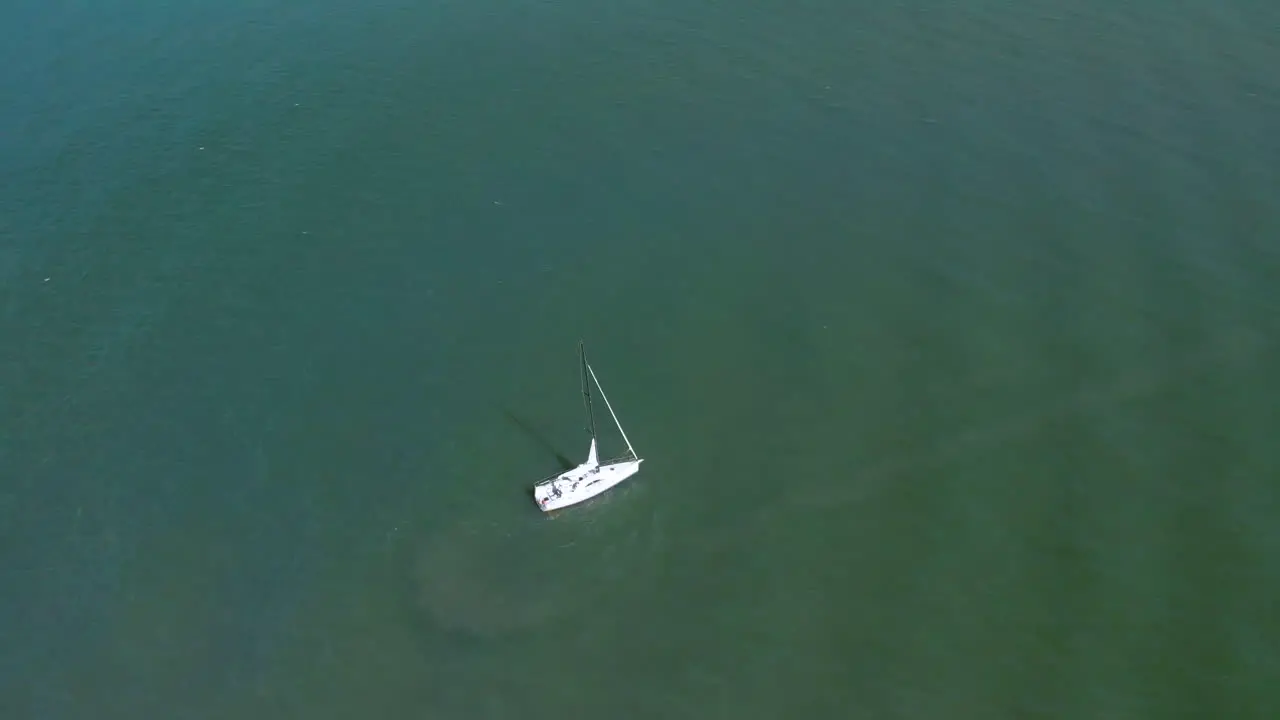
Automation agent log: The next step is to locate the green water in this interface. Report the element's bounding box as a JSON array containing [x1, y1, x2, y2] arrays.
[[3, 1, 1278, 717]]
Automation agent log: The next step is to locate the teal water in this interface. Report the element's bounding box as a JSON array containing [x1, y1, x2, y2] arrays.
[[3, 1, 1278, 717]]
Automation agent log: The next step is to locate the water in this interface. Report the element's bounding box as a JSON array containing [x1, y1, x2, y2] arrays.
[[2, 1, 1278, 717]]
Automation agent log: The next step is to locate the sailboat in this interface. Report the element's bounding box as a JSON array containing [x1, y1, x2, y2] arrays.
[[532, 341, 643, 512]]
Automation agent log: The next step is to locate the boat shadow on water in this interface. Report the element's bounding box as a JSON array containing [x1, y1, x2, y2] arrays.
[[391, 409, 602, 660], [396, 345, 652, 659], [501, 408, 576, 475]]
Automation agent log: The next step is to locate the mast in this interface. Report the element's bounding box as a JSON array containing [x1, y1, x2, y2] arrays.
[[586, 362, 638, 460], [579, 340, 597, 442]]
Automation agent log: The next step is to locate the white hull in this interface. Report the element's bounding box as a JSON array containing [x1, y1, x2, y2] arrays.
[[534, 448, 642, 512], [530, 342, 643, 512]]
